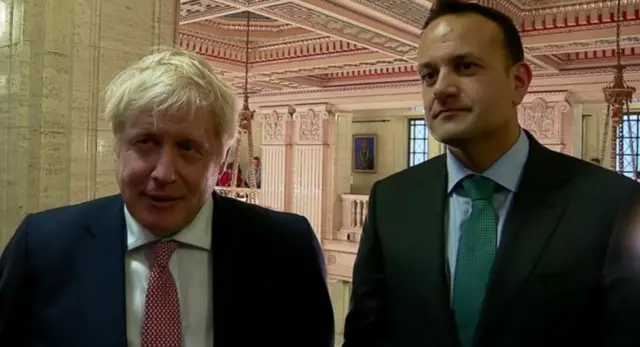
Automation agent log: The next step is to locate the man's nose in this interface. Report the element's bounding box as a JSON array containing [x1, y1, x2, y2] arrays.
[[151, 147, 177, 183], [431, 72, 460, 102]]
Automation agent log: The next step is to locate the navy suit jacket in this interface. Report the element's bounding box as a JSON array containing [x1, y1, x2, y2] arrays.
[[0, 193, 334, 347]]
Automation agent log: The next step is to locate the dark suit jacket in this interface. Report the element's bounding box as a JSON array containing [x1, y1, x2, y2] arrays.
[[343, 133, 640, 347], [0, 193, 334, 347]]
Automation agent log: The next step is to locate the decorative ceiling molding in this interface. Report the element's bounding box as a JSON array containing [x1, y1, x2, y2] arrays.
[[258, 2, 417, 58], [178, 0, 640, 105], [180, 0, 236, 23], [348, 0, 429, 29], [495, 0, 640, 15], [197, 20, 295, 32]]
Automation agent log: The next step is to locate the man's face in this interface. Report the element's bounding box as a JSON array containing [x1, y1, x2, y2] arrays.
[[115, 110, 223, 236], [251, 158, 260, 168], [417, 13, 530, 145]]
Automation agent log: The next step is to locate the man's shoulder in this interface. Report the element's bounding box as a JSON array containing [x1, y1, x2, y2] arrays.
[[216, 194, 314, 240], [549, 151, 638, 189], [219, 194, 307, 223], [26, 194, 122, 227], [4, 195, 122, 264], [373, 154, 446, 193]]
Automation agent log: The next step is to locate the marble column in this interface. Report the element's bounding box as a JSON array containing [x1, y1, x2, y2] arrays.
[[0, 0, 179, 248], [289, 104, 335, 240], [258, 106, 293, 212], [324, 110, 352, 242], [258, 103, 352, 242]]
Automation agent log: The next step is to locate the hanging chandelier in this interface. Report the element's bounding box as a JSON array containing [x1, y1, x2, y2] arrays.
[[600, 0, 636, 176], [229, 12, 258, 201]]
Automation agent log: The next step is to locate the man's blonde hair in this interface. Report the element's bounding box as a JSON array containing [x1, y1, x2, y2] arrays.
[[104, 48, 238, 158]]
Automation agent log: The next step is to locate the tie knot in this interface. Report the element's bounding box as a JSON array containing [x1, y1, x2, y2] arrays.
[[152, 240, 179, 267], [462, 175, 498, 200]]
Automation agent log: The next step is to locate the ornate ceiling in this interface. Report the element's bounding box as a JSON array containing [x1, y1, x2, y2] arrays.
[[179, 0, 640, 106]]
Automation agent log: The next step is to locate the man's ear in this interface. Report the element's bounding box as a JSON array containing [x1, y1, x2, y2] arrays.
[[511, 61, 532, 106]]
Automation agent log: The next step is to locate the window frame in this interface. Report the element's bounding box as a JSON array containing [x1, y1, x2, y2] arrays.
[[407, 117, 429, 167], [615, 112, 640, 178]]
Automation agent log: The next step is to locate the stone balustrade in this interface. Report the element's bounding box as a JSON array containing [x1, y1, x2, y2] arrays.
[[215, 187, 261, 205], [323, 193, 369, 281], [335, 194, 368, 243]]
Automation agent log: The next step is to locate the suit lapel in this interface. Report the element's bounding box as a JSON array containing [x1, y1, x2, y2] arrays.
[[211, 192, 233, 346], [82, 193, 231, 346], [406, 156, 460, 346], [476, 134, 573, 342], [83, 195, 128, 347]]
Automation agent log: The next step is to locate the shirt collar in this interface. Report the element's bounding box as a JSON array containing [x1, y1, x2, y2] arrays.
[[125, 198, 213, 251], [446, 128, 529, 194]]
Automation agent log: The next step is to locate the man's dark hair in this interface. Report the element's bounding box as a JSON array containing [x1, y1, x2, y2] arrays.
[[422, 1, 524, 65]]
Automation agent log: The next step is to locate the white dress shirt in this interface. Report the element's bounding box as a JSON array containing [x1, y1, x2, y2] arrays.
[[124, 199, 214, 347]]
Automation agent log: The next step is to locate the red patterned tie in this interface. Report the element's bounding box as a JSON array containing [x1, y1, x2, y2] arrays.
[[141, 240, 182, 347]]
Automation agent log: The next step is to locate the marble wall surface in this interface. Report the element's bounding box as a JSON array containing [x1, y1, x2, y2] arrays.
[[0, 0, 178, 248]]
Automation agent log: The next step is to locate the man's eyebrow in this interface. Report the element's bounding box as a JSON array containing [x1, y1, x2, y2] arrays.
[[418, 53, 482, 70]]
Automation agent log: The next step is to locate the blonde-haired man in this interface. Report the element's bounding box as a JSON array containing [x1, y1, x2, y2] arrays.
[[0, 49, 334, 347]]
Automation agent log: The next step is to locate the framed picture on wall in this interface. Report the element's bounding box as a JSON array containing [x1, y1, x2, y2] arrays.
[[352, 134, 377, 173]]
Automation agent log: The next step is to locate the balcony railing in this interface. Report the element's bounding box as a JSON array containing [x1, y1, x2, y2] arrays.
[[322, 193, 368, 281], [215, 187, 261, 204], [336, 193, 368, 243]]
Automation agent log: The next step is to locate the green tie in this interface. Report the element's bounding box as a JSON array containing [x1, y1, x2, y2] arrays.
[[453, 175, 499, 347]]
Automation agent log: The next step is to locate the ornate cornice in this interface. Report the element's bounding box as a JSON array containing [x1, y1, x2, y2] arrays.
[[199, 19, 296, 32], [520, 20, 640, 37], [534, 65, 640, 78], [525, 36, 640, 54], [251, 48, 370, 66], [253, 36, 336, 51], [495, 0, 640, 16], [348, 0, 429, 29], [255, 81, 421, 98], [531, 79, 640, 89], [522, 90, 573, 103], [266, 58, 410, 78]]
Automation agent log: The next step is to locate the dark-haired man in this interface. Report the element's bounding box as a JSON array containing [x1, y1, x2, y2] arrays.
[[343, 2, 640, 347]]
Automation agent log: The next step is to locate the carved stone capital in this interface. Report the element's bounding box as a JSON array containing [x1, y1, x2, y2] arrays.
[[291, 103, 335, 144], [260, 109, 292, 144], [291, 108, 327, 143], [517, 96, 572, 145], [522, 91, 572, 104]]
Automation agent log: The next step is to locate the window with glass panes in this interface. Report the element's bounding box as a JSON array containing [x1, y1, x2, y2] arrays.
[[408, 118, 429, 167], [616, 112, 640, 178]]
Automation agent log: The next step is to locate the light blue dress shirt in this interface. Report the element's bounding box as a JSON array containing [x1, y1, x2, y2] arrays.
[[446, 129, 529, 293]]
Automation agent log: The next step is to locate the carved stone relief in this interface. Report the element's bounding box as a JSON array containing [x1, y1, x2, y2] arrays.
[[259, 110, 290, 144], [291, 105, 335, 144], [517, 97, 571, 152], [294, 109, 323, 143], [326, 253, 337, 266]]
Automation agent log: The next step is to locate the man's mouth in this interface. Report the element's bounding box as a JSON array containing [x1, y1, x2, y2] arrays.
[[144, 194, 183, 205], [434, 108, 471, 119]]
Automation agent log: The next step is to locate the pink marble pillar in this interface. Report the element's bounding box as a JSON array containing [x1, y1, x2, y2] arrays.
[[289, 104, 334, 241], [258, 107, 293, 212], [259, 103, 352, 243]]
